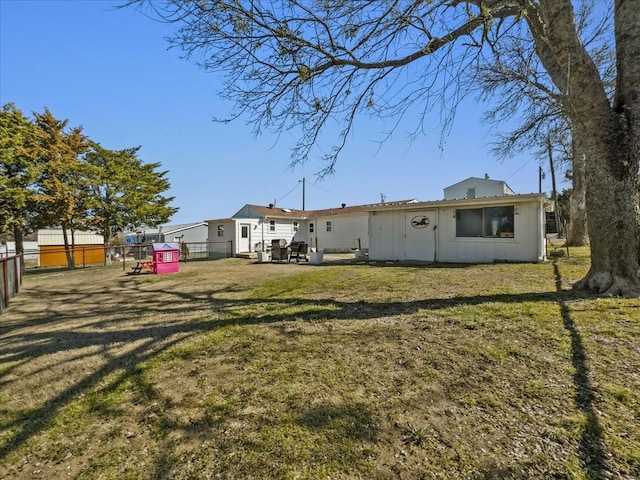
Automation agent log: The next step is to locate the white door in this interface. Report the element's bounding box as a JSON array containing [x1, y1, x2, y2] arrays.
[[405, 211, 436, 261], [239, 224, 251, 252]]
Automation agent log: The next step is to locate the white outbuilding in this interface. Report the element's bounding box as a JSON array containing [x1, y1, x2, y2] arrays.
[[367, 178, 547, 263]]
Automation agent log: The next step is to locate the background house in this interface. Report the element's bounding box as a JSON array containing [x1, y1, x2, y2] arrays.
[[207, 202, 411, 256], [0, 240, 40, 268], [443, 176, 516, 200], [37, 228, 105, 267], [124, 222, 207, 244], [206, 177, 546, 263], [208, 205, 307, 256]]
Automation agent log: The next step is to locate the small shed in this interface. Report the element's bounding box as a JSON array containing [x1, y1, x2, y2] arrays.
[[152, 243, 180, 274]]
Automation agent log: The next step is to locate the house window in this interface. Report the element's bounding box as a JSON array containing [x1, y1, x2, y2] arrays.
[[309, 222, 314, 233], [326, 221, 333, 233], [241, 225, 249, 238], [293, 221, 299, 232], [456, 206, 514, 238], [269, 220, 276, 232], [217, 225, 224, 237]]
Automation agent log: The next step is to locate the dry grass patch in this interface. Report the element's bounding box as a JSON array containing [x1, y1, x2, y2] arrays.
[[0, 252, 638, 479]]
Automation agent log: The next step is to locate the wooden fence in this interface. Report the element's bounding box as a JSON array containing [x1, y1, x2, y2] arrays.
[[0, 253, 23, 314]]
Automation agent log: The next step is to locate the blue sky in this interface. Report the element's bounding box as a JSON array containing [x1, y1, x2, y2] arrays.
[[1, 0, 552, 225]]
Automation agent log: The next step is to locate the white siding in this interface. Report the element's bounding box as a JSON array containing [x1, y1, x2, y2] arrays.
[[369, 198, 546, 263], [443, 178, 514, 200], [163, 225, 208, 243], [1, 241, 39, 261], [435, 201, 544, 263], [37, 229, 104, 246], [207, 220, 235, 255], [307, 213, 368, 252], [252, 219, 305, 251]]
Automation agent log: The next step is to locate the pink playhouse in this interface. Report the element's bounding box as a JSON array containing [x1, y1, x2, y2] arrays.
[[151, 243, 180, 274]]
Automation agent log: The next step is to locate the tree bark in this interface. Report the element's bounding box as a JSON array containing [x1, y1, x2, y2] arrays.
[[12, 225, 24, 255], [567, 137, 589, 246], [532, 0, 640, 296], [61, 222, 75, 269]]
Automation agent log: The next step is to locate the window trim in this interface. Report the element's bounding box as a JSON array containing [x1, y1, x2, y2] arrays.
[[455, 206, 515, 239]]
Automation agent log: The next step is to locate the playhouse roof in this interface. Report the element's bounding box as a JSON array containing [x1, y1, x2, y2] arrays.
[[152, 242, 179, 251]]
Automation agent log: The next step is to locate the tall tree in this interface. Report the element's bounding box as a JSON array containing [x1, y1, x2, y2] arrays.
[[476, 1, 614, 246], [83, 143, 178, 263], [32, 108, 90, 268], [128, 0, 640, 295], [0, 103, 38, 256]]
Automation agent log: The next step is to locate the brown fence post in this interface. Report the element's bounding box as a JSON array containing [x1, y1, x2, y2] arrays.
[[2, 259, 8, 310]]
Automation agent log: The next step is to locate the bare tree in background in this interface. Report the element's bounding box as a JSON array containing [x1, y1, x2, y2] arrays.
[[127, 0, 640, 296]]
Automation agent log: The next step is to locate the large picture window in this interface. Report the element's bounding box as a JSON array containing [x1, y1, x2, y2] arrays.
[[456, 206, 514, 238]]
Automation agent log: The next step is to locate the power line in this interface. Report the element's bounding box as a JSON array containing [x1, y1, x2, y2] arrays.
[[276, 182, 300, 204], [505, 157, 533, 180]]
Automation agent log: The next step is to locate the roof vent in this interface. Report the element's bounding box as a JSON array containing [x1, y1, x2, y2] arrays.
[[268, 203, 274, 209], [341, 203, 346, 208]]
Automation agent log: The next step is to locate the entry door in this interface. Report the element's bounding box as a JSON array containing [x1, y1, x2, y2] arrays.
[[239, 224, 251, 252], [405, 210, 436, 261]]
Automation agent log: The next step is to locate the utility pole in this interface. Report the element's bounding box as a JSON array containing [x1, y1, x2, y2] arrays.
[[538, 166, 545, 194], [302, 177, 306, 210], [547, 136, 562, 237]]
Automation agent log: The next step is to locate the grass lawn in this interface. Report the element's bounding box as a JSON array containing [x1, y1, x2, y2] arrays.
[[0, 248, 638, 479]]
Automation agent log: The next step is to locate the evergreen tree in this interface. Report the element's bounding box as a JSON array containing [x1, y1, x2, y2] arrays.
[[83, 144, 177, 263], [32, 108, 90, 268], [0, 103, 38, 255]]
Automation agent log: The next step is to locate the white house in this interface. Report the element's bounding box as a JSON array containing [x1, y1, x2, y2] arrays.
[[207, 177, 547, 263], [367, 177, 546, 264], [207, 201, 417, 256], [208, 205, 306, 255]]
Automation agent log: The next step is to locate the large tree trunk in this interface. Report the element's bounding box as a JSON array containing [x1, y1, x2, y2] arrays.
[[575, 0, 640, 296], [531, 0, 640, 296], [567, 137, 589, 246], [61, 222, 75, 269], [574, 122, 640, 296], [12, 225, 24, 255], [571, 0, 640, 295]]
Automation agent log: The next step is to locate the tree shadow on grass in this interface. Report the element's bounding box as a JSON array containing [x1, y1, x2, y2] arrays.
[[0, 262, 611, 479], [553, 260, 608, 479]]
